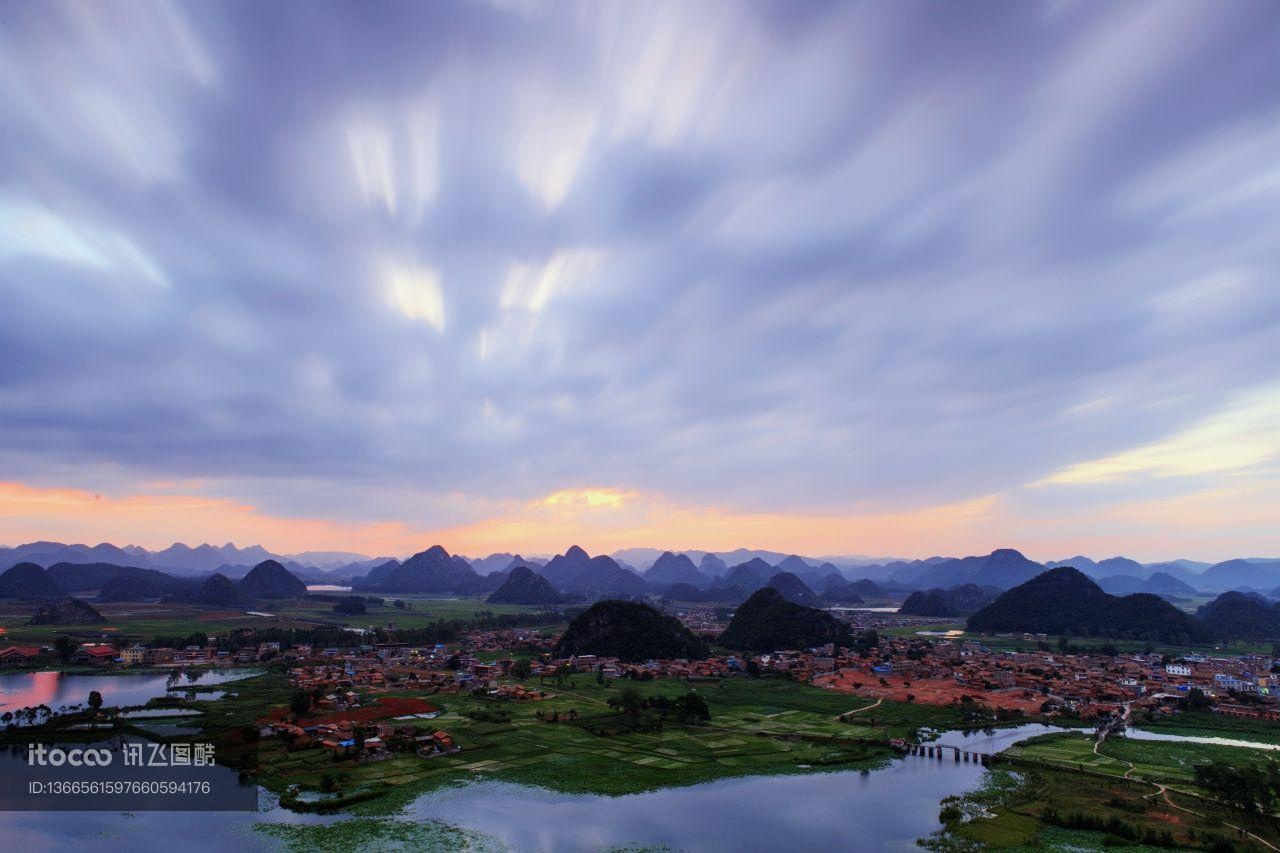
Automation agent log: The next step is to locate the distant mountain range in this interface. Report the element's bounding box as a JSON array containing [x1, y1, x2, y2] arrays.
[[1096, 572, 1197, 597], [0, 558, 311, 607], [4, 539, 1280, 596], [0, 540, 337, 578], [609, 547, 893, 573], [539, 546, 649, 597]]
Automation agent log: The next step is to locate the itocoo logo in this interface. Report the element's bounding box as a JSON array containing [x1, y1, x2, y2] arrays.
[[27, 744, 114, 766]]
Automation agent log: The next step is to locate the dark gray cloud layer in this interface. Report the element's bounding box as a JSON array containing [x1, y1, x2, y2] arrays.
[[1, 0, 1277, 525]]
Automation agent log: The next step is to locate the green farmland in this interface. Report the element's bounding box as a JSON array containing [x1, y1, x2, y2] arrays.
[[0, 596, 552, 645], [249, 675, 896, 809]]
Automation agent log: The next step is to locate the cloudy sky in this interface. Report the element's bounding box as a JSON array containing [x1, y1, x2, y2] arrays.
[[1, 0, 1277, 562]]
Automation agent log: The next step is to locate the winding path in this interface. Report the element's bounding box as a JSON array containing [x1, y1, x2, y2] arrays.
[[836, 697, 882, 721], [1143, 783, 1279, 852], [1091, 732, 1278, 851]]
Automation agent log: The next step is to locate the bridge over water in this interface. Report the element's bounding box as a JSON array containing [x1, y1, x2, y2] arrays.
[[894, 741, 992, 765]]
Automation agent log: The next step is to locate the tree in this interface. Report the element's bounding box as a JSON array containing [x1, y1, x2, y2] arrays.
[[87, 690, 103, 712], [1185, 688, 1212, 712], [290, 690, 312, 717], [1194, 759, 1280, 816], [673, 692, 711, 723], [511, 659, 532, 680], [854, 629, 879, 656], [617, 686, 645, 718], [54, 636, 76, 662], [333, 597, 367, 616]]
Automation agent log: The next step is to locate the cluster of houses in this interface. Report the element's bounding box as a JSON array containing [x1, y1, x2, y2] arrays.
[[0, 640, 291, 668], [0, 643, 118, 666], [9, 615, 1279, 728], [259, 712, 458, 762], [812, 635, 1280, 720]]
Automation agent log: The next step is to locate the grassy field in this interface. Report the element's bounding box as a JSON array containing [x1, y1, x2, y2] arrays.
[[246, 674, 907, 810], [1102, 737, 1273, 787], [237, 669, 1063, 816], [0, 600, 319, 643], [1133, 710, 1280, 746], [874, 618, 1275, 658], [950, 628, 1275, 658], [925, 763, 1273, 851], [0, 596, 551, 644], [1008, 730, 1280, 789]]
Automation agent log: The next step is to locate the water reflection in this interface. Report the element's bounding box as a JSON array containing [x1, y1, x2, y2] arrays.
[[0, 721, 1244, 852], [0, 669, 260, 724], [408, 759, 990, 852]]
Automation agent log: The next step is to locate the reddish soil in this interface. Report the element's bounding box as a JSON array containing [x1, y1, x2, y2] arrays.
[[817, 672, 1045, 713]]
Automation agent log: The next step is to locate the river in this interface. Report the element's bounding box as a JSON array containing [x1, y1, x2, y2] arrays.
[[0, 722, 1061, 851], [0, 710, 1267, 851]]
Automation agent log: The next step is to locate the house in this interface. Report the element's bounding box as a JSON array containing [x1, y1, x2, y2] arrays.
[[418, 730, 460, 757], [320, 739, 355, 758], [72, 645, 118, 665], [123, 645, 174, 665], [0, 646, 43, 667], [362, 736, 393, 760]]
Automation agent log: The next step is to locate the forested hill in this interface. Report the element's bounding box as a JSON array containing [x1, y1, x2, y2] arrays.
[[967, 567, 1210, 644], [553, 600, 710, 662], [718, 588, 848, 652], [898, 584, 995, 617]]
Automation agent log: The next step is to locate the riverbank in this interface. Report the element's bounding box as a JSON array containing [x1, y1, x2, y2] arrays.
[[932, 730, 1280, 850], [6, 666, 1279, 850]]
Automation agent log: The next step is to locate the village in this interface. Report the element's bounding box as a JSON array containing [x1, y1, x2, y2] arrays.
[[6, 617, 1280, 741], [11, 610, 1278, 775]]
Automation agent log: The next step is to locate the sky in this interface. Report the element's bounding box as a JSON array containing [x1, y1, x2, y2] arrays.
[[1, 0, 1277, 563]]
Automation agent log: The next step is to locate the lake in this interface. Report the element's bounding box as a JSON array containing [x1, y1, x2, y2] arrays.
[[0, 721, 1248, 850], [0, 723, 1061, 851], [0, 669, 261, 716]]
